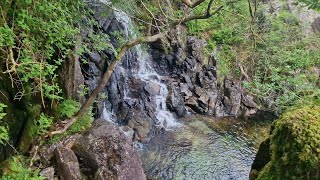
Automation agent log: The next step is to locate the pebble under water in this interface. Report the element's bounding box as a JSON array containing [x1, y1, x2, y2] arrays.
[[139, 115, 271, 180]]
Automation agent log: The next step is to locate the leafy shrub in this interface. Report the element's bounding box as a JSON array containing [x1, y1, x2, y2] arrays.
[[68, 106, 94, 134], [298, 0, 320, 10], [0, 103, 9, 145], [0, 126, 9, 146], [241, 6, 320, 113], [36, 113, 53, 136], [57, 99, 93, 134], [0, 103, 6, 120], [0, 0, 84, 101], [1, 156, 44, 180], [57, 100, 80, 119], [48, 99, 93, 144]]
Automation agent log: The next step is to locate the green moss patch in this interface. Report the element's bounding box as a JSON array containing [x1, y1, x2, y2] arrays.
[[258, 104, 320, 179]]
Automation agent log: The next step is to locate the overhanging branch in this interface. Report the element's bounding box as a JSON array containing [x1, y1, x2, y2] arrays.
[[50, 32, 166, 135], [50, 0, 239, 135], [181, 0, 206, 8], [178, 0, 239, 24]]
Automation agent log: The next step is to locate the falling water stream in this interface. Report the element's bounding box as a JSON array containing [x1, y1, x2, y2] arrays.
[[101, 8, 180, 129]]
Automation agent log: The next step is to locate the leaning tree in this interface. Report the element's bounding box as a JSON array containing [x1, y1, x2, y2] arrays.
[[50, 0, 239, 134]]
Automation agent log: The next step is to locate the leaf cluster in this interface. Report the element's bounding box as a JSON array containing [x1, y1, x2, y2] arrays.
[[0, 0, 84, 101], [0, 103, 9, 145], [0, 156, 44, 180]]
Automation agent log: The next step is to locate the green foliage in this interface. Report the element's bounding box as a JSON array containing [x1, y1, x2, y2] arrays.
[[57, 100, 80, 119], [48, 99, 93, 144], [57, 99, 93, 134], [0, 126, 9, 146], [36, 113, 53, 136], [17, 105, 53, 151], [1, 156, 44, 180], [258, 104, 320, 179], [18, 104, 41, 152], [245, 7, 320, 113], [0, 0, 84, 101], [68, 106, 93, 134], [0, 103, 9, 145], [0, 103, 7, 122], [186, 0, 248, 77], [298, 0, 320, 10]]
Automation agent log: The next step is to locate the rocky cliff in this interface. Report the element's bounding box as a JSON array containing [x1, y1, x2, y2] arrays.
[[66, 1, 260, 144]]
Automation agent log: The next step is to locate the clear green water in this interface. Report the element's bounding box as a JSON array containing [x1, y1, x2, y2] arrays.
[[139, 115, 271, 180]]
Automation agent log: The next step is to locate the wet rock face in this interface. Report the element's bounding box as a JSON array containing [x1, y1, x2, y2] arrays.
[[151, 33, 258, 117], [78, 2, 160, 142], [41, 119, 146, 180], [166, 82, 186, 117], [77, 1, 260, 144]]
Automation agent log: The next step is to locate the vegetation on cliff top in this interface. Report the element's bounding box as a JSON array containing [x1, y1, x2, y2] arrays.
[[186, 0, 320, 114]]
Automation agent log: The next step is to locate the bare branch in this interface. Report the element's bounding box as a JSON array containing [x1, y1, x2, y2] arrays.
[[140, 0, 165, 31], [181, 0, 206, 8], [178, 0, 239, 24], [179, 4, 223, 24]]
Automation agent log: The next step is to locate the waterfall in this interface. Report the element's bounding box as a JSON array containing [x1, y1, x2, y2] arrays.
[[134, 45, 181, 129], [101, 5, 181, 130]]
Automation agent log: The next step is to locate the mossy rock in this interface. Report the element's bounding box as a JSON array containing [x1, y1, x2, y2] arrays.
[[18, 105, 42, 153], [257, 105, 320, 180]]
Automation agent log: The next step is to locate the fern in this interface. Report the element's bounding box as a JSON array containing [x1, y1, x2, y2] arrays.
[[0, 103, 9, 145], [1, 157, 44, 180]]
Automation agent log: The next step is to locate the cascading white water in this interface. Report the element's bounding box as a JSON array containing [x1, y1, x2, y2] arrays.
[[134, 45, 181, 130], [101, 5, 181, 129], [102, 103, 114, 123]]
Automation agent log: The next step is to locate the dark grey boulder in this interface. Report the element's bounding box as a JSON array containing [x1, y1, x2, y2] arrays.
[[73, 119, 146, 180], [55, 146, 82, 180]]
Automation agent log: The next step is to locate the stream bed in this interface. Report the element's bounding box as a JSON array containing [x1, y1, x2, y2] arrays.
[[139, 115, 271, 180]]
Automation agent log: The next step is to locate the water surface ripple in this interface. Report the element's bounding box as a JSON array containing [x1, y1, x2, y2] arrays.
[[140, 116, 271, 180]]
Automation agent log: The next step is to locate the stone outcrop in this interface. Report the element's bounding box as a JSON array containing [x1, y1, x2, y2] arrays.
[[73, 119, 146, 180], [151, 34, 259, 117], [40, 167, 55, 180], [39, 119, 146, 180], [59, 53, 85, 103], [73, 1, 260, 144], [55, 146, 82, 180]]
